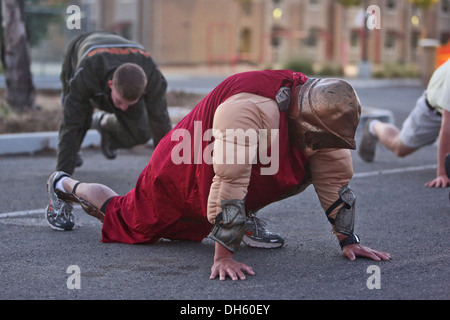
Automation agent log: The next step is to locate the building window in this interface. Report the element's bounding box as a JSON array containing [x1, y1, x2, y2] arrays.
[[441, 32, 450, 45], [442, 0, 449, 13], [411, 31, 419, 49], [239, 28, 252, 54], [385, 31, 396, 49], [240, 0, 253, 15], [386, 0, 396, 10], [350, 30, 359, 47], [272, 26, 282, 47], [305, 28, 319, 47]]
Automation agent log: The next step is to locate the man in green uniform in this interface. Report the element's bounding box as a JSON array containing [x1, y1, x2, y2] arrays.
[[57, 31, 172, 175]]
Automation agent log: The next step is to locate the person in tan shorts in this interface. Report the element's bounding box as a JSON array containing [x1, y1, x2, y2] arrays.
[[359, 59, 450, 188], [46, 70, 391, 281]]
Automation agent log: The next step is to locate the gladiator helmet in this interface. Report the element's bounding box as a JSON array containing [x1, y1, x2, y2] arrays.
[[290, 78, 361, 150]]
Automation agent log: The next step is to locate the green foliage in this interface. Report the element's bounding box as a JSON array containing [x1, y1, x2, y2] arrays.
[[372, 63, 420, 79], [24, 1, 66, 47], [335, 0, 363, 7], [282, 58, 314, 75], [408, 0, 439, 9], [281, 59, 345, 77], [0, 99, 14, 116], [0, 0, 68, 48], [316, 63, 344, 77]]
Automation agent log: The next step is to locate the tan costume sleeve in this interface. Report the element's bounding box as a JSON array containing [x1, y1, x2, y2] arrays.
[[207, 93, 280, 224], [309, 148, 353, 235]]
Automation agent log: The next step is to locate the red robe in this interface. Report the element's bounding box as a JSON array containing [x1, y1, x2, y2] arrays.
[[102, 70, 309, 244]]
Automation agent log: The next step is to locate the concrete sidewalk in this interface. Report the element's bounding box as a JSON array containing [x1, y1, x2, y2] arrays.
[[0, 106, 191, 156]]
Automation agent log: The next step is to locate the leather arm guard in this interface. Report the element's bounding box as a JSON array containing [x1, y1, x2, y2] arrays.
[[325, 185, 356, 236], [209, 199, 247, 253]]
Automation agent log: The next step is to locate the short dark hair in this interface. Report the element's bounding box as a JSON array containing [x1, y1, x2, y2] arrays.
[[112, 63, 148, 101]]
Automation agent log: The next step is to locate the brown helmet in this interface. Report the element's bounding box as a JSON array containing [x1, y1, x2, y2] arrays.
[[290, 78, 361, 150]]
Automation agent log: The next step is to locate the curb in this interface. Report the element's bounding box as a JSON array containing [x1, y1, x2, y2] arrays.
[[0, 106, 393, 156], [0, 130, 101, 156], [0, 106, 192, 156]]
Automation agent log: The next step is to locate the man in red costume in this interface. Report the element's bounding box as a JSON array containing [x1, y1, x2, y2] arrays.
[[46, 70, 391, 281]]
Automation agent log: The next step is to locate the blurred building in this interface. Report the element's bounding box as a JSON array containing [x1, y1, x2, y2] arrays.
[[30, 0, 450, 76]]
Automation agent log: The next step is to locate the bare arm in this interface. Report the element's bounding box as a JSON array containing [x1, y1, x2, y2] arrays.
[[310, 149, 391, 261], [425, 109, 450, 188], [207, 94, 278, 280]]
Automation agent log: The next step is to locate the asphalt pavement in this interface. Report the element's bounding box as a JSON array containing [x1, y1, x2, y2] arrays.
[[0, 76, 448, 306]]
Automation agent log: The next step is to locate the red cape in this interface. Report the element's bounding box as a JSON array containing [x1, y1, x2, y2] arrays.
[[102, 70, 309, 244]]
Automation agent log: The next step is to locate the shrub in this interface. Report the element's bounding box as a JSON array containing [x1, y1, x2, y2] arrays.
[[282, 58, 314, 75], [316, 64, 344, 76], [372, 63, 419, 78]]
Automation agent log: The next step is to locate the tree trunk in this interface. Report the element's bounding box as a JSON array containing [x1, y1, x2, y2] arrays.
[[1, 0, 36, 112]]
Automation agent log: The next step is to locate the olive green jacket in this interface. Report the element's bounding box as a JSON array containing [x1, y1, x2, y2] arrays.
[[57, 32, 172, 174]]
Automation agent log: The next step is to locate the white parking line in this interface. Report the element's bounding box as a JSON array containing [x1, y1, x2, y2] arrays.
[[353, 164, 437, 179], [0, 205, 81, 218], [0, 164, 437, 218], [0, 208, 45, 218]]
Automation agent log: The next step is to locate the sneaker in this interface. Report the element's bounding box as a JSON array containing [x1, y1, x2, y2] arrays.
[[46, 171, 75, 231], [242, 216, 285, 249], [358, 120, 378, 162], [75, 151, 83, 168], [91, 111, 105, 131], [92, 112, 118, 160], [100, 129, 118, 160]]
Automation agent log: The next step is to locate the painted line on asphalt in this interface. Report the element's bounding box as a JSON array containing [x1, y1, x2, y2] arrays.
[[0, 205, 81, 218], [0, 164, 437, 218], [0, 208, 45, 218], [353, 164, 437, 179]]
